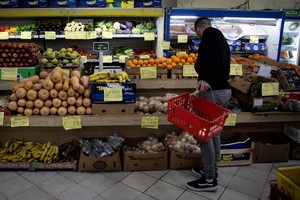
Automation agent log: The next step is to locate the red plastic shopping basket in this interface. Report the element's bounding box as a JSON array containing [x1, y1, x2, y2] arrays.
[[167, 92, 230, 142]]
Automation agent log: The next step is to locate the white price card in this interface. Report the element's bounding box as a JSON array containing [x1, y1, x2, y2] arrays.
[[230, 64, 243, 76], [141, 116, 158, 129], [45, 31, 56, 40], [0, 112, 4, 126], [144, 32, 155, 41], [177, 35, 188, 43], [0, 32, 9, 40]]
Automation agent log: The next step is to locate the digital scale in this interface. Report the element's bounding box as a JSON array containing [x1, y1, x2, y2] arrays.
[[93, 42, 122, 73]]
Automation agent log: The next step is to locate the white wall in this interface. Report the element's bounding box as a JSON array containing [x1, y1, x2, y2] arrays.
[[176, 0, 299, 10]]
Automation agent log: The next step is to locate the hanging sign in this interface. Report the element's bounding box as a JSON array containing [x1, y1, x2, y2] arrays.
[[0, 112, 4, 126], [20, 31, 32, 39], [160, 41, 170, 50], [103, 55, 113, 63]]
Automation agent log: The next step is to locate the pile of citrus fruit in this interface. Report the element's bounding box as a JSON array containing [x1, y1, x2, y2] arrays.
[[127, 53, 197, 70]]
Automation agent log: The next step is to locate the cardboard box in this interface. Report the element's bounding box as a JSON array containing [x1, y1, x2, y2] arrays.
[[92, 103, 134, 115], [77, 0, 105, 7], [242, 42, 267, 52], [230, 76, 252, 94], [78, 150, 122, 172], [289, 142, 300, 160], [258, 57, 288, 69], [19, 0, 47, 7], [91, 82, 136, 104], [134, 0, 161, 7], [168, 148, 202, 170], [123, 138, 168, 171], [49, 0, 76, 7], [0, 0, 18, 7], [0, 65, 40, 80], [249, 132, 290, 163]]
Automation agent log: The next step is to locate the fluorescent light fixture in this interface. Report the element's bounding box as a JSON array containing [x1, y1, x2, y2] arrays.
[[171, 16, 198, 19], [223, 17, 276, 21]]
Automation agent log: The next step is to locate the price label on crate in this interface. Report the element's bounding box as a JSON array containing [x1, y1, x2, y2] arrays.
[[0, 112, 4, 126], [183, 65, 198, 77], [45, 31, 56, 40], [11, 116, 29, 127], [75, 31, 87, 39], [139, 55, 150, 59], [224, 113, 237, 126], [104, 88, 123, 102], [262, 82, 279, 96], [1, 68, 18, 81], [119, 55, 128, 63], [102, 31, 113, 39], [141, 116, 158, 129], [140, 67, 157, 79], [86, 31, 97, 39], [20, 31, 32, 39], [62, 116, 82, 130], [144, 32, 155, 41], [177, 35, 188, 43], [160, 41, 170, 50], [176, 51, 187, 56], [64, 31, 76, 39], [103, 55, 113, 63], [0, 32, 9, 40], [230, 64, 243, 76], [249, 36, 259, 44]]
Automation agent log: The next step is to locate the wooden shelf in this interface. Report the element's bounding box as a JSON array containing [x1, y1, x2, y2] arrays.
[[0, 81, 17, 91], [135, 79, 197, 89], [1, 112, 300, 127]]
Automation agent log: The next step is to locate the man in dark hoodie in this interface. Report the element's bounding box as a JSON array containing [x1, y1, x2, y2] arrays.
[[186, 17, 232, 192]]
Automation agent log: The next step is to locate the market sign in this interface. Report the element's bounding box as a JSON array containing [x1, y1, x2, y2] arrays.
[[284, 9, 300, 17]]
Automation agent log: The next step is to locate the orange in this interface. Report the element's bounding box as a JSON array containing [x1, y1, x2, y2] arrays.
[[147, 64, 152, 66], [157, 63, 162, 67], [159, 57, 167, 63], [138, 60, 144, 65], [177, 53, 183, 59], [136, 64, 141, 67], [129, 63, 135, 67], [189, 53, 196, 58], [171, 55, 177, 62], [173, 57, 180, 64], [162, 62, 167, 67], [166, 64, 173, 70], [166, 58, 172, 65], [132, 59, 138, 65], [180, 59, 186, 65], [183, 53, 189, 60], [248, 55, 253, 60], [143, 60, 149, 65], [187, 57, 194, 64], [148, 58, 154, 65], [185, 62, 190, 65], [154, 59, 160, 64], [172, 62, 177, 67]]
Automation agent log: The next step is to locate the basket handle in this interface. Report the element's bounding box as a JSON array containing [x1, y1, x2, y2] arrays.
[[192, 87, 216, 104]]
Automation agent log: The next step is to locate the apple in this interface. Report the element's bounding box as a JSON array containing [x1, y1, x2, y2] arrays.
[[0, 63, 2, 67], [13, 53, 18, 58], [21, 58, 27, 62], [0, 58, 3, 63], [24, 53, 30, 58], [7, 53, 12, 58], [1, 53, 7, 58], [24, 63, 30, 67], [14, 63, 19, 67], [21, 49, 26, 53], [11, 43, 17, 49], [19, 54, 24, 58], [4, 49, 9, 53], [17, 43, 24, 49], [9, 49, 15, 53], [7, 63, 13, 67], [6, 42, 11, 48], [2, 63, 7, 67], [10, 58, 15, 63], [4, 58, 9, 63], [16, 49, 20, 53], [19, 63, 24, 67], [16, 58, 21, 63]]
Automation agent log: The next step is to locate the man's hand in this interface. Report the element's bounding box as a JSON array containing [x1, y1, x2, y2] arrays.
[[197, 80, 210, 92]]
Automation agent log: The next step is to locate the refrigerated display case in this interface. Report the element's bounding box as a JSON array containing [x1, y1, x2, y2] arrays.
[[280, 9, 300, 65], [165, 8, 285, 60]]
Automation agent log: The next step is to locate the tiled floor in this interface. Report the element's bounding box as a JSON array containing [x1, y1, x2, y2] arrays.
[[0, 160, 299, 200]]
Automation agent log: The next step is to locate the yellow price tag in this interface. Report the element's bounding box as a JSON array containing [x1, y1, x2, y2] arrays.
[[178, 35, 188, 43], [0, 32, 9, 40], [45, 31, 56, 40], [141, 116, 158, 129], [230, 64, 243, 76], [261, 82, 279, 96], [20, 31, 32, 39], [160, 41, 170, 50], [103, 55, 113, 63], [86, 31, 97, 39], [102, 31, 113, 39], [140, 67, 157, 79], [76, 31, 87, 39], [81, 56, 87, 63], [144, 32, 155, 41], [176, 51, 187, 56], [119, 55, 128, 63], [1, 68, 18, 81], [62, 116, 82, 130], [139, 55, 150, 59], [183, 65, 198, 77], [0, 112, 4, 126], [62, 69, 70, 77], [224, 113, 237, 126], [250, 36, 259, 44], [64, 31, 76, 39], [11, 116, 29, 127], [104, 87, 123, 102]]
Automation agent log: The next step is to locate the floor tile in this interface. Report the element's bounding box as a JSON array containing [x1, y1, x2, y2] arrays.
[[0, 175, 33, 198], [250, 163, 273, 173], [161, 170, 195, 189], [59, 171, 94, 183], [189, 185, 225, 200], [218, 166, 239, 174], [179, 169, 195, 177], [10, 186, 53, 200], [102, 171, 131, 181], [218, 169, 235, 187], [121, 171, 157, 192], [0, 171, 19, 182], [38, 174, 75, 196], [79, 173, 117, 195], [57, 184, 98, 200], [21, 171, 57, 185], [236, 166, 269, 184], [178, 191, 209, 200], [145, 180, 184, 200], [219, 188, 258, 200], [228, 176, 264, 198], [92, 196, 106, 200], [141, 170, 169, 179], [0, 193, 6, 200], [101, 182, 141, 200], [136, 193, 157, 200]]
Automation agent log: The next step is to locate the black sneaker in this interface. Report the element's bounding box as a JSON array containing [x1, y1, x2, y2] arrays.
[[191, 167, 218, 179], [186, 177, 218, 192]]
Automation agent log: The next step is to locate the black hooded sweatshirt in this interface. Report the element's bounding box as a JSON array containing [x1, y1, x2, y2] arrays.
[[194, 27, 230, 90]]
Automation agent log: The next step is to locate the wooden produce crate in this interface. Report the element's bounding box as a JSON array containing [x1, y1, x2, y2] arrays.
[[171, 65, 198, 79], [125, 66, 169, 80], [277, 68, 300, 92]]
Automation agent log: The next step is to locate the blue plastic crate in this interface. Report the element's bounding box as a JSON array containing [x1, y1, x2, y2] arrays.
[[134, 0, 161, 7], [19, 0, 47, 7], [77, 0, 105, 7], [0, 0, 18, 7], [49, 0, 76, 7]]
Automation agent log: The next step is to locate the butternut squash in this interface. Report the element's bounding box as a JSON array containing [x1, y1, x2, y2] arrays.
[[19, 75, 40, 84], [38, 89, 49, 101]]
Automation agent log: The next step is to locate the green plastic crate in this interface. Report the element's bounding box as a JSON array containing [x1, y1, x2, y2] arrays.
[[0, 65, 40, 80]]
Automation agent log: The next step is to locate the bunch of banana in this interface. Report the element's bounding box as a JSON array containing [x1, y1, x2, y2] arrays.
[[89, 70, 131, 83], [58, 140, 80, 162], [0, 140, 60, 163]]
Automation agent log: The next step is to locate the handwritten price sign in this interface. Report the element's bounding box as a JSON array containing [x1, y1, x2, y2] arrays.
[[0, 112, 4, 126], [183, 65, 198, 77], [1, 68, 18, 81], [140, 67, 157, 79], [62, 116, 82, 130], [224, 113, 237, 126], [141, 116, 158, 129], [230, 64, 243, 76], [11, 116, 29, 127], [262, 82, 279, 96], [104, 88, 123, 102]]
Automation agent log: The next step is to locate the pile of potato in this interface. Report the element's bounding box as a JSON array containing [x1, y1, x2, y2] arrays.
[[8, 67, 92, 116], [134, 93, 178, 115]]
